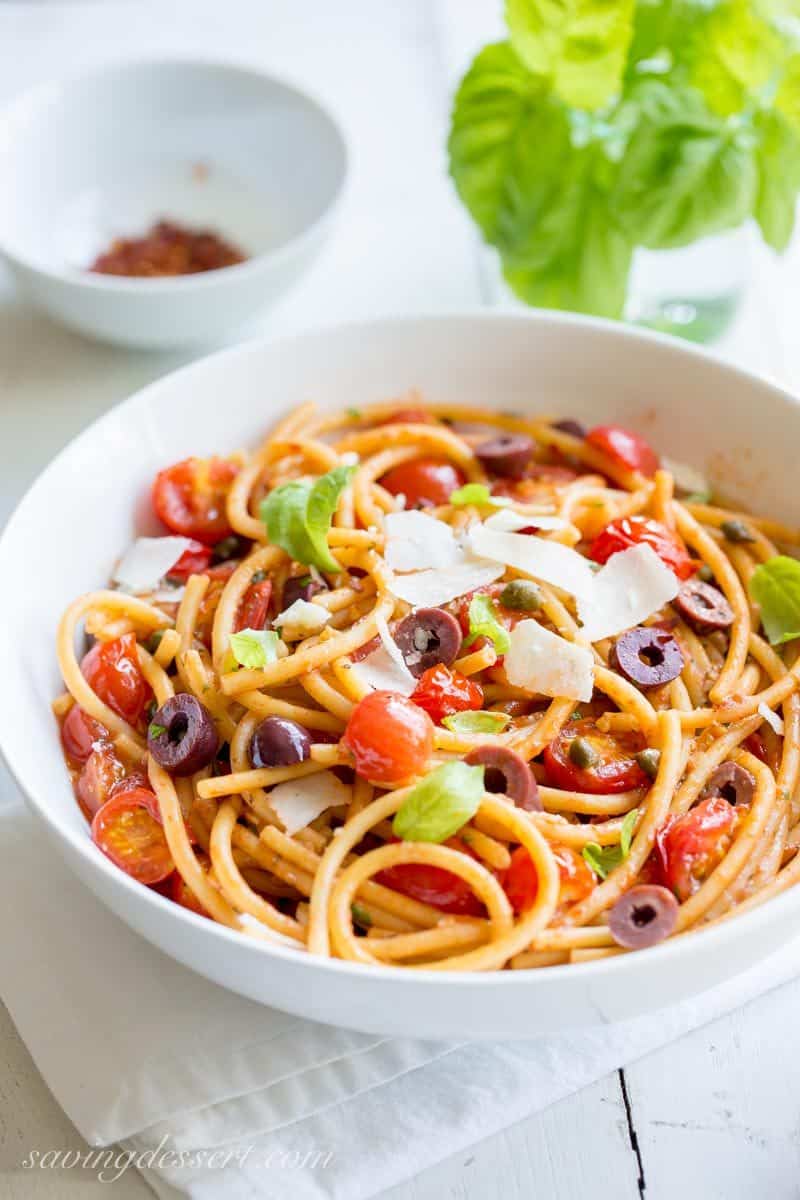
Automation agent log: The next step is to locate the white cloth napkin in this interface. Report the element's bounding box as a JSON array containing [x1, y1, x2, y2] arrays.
[[2, 801, 800, 1200]]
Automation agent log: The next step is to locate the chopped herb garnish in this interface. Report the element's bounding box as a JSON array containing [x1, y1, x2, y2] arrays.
[[148, 722, 166, 739], [351, 902, 372, 928], [582, 809, 639, 880]]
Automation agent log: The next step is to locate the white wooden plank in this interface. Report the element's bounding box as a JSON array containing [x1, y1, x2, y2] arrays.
[[624, 975, 800, 1200]]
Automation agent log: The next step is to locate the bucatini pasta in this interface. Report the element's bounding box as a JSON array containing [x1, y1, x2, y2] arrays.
[[54, 399, 800, 970]]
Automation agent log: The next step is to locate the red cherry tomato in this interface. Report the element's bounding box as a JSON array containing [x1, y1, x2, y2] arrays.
[[344, 691, 434, 785], [81, 633, 151, 726], [234, 578, 273, 632], [91, 787, 174, 885], [379, 459, 466, 508], [744, 731, 769, 764], [377, 407, 434, 425], [502, 844, 595, 914], [586, 425, 660, 477], [165, 539, 213, 581], [109, 770, 150, 799], [543, 718, 648, 795], [375, 837, 484, 916], [590, 516, 694, 581], [75, 746, 126, 819], [655, 795, 737, 901], [60, 705, 108, 765], [152, 456, 238, 544], [411, 665, 483, 725]]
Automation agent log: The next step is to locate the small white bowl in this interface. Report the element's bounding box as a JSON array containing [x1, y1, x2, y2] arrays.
[[0, 59, 348, 348], [2, 313, 800, 1037]]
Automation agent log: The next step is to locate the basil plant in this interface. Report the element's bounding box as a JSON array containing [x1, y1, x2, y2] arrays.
[[448, 0, 800, 319]]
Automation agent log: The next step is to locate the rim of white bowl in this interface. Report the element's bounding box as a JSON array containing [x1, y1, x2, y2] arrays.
[[2, 308, 799, 988], [0, 55, 350, 292]]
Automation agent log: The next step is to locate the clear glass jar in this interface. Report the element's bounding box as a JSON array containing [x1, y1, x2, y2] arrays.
[[625, 225, 751, 344]]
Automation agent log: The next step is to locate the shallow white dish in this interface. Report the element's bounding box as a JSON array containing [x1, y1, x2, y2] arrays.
[[0, 59, 347, 348], [1, 313, 799, 1038]]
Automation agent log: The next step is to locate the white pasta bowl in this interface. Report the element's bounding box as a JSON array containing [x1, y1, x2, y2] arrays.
[[0, 60, 347, 348], [1, 313, 799, 1038]]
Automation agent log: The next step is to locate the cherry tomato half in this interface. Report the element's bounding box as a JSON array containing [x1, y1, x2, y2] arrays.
[[60, 705, 108, 765], [81, 633, 151, 726], [586, 425, 660, 477], [234, 578, 273, 632], [503, 844, 595, 914], [91, 787, 174, 885], [655, 795, 737, 901], [411, 665, 483, 725], [379, 459, 466, 508], [590, 516, 694, 581], [375, 837, 484, 916], [75, 746, 126, 819], [344, 691, 434, 785], [543, 718, 648, 795], [171, 856, 211, 917], [152, 456, 238, 544], [166, 539, 213, 581]]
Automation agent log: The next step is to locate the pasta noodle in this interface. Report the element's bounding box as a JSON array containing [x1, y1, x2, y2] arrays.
[[53, 399, 800, 971]]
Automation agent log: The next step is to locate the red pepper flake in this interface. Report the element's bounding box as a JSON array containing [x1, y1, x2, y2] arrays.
[[89, 220, 246, 277]]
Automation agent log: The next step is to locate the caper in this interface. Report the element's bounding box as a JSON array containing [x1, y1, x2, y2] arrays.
[[211, 534, 249, 564], [697, 564, 714, 583], [145, 629, 164, 655], [569, 736, 597, 769], [720, 519, 755, 544], [500, 580, 542, 612], [636, 748, 661, 779]]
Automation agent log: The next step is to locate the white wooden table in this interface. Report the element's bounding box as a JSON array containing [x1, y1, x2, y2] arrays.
[[2, 3, 800, 1197]]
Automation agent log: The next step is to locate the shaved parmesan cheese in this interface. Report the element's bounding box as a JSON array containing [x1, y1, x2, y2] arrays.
[[268, 770, 350, 836], [274, 598, 330, 640], [387, 558, 504, 607], [383, 510, 463, 572], [113, 536, 194, 594], [758, 702, 784, 736], [505, 620, 594, 702], [469, 525, 595, 601], [483, 510, 568, 534], [340, 451, 360, 466], [350, 614, 417, 695], [237, 912, 306, 950], [578, 544, 680, 642], [149, 584, 186, 604], [663, 457, 709, 497]]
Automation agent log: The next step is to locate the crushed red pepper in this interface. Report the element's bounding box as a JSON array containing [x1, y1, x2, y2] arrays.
[[89, 220, 246, 277]]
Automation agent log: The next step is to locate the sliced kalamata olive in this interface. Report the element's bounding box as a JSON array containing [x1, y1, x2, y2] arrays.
[[673, 577, 734, 632], [701, 761, 755, 807], [283, 573, 328, 609], [611, 627, 684, 688], [608, 885, 678, 949], [394, 608, 462, 678], [147, 694, 220, 777], [250, 716, 313, 769], [552, 419, 586, 439], [474, 434, 535, 480], [465, 745, 541, 812]]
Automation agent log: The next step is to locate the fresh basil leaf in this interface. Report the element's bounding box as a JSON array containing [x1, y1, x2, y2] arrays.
[[441, 710, 512, 734], [450, 482, 508, 508], [612, 79, 758, 249], [749, 555, 800, 644], [148, 722, 166, 739], [506, 0, 636, 111], [228, 628, 281, 670], [260, 466, 355, 574], [582, 807, 638, 878], [464, 594, 512, 654], [754, 109, 800, 250], [393, 762, 485, 843]]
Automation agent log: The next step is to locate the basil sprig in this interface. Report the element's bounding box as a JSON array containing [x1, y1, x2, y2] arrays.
[[749, 555, 800, 645], [393, 762, 485, 843], [582, 807, 639, 879], [260, 465, 355, 574], [448, 0, 800, 319], [464, 594, 511, 655]]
